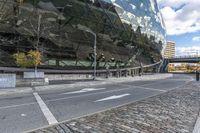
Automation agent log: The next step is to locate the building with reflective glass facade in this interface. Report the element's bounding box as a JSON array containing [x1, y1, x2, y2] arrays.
[[104, 0, 166, 44], [0, 0, 166, 69]]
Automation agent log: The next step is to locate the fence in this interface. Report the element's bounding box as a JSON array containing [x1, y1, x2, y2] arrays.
[[0, 61, 161, 78]]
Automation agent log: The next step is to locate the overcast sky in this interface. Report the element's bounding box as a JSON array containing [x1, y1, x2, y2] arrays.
[[157, 0, 200, 56]]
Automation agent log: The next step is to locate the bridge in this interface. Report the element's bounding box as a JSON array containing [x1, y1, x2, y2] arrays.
[[159, 55, 200, 72]]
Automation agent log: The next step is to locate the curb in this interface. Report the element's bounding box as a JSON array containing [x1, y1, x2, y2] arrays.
[[192, 82, 200, 133]]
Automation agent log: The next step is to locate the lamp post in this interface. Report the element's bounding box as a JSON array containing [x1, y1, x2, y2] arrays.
[[76, 26, 97, 80], [86, 30, 97, 80], [57, 3, 97, 80]]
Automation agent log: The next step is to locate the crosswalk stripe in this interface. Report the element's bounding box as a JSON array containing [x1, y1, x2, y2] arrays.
[[33, 92, 58, 125]]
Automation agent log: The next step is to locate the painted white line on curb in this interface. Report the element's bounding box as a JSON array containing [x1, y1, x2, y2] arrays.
[[33, 92, 58, 125]]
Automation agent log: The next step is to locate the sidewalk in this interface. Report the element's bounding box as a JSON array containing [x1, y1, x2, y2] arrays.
[[26, 81, 200, 133], [35, 73, 173, 92], [0, 73, 173, 96]]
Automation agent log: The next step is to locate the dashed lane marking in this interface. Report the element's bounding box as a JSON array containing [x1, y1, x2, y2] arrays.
[[59, 88, 106, 95], [0, 102, 35, 110]]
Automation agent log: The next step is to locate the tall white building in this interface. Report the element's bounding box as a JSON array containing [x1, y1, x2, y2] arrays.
[[164, 41, 175, 58]]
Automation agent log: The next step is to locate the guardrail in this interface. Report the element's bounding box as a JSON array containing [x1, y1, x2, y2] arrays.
[[0, 61, 161, 77]]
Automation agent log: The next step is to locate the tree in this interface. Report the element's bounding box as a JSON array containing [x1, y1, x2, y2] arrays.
[[13, 52, 29, 68], [0, 0, 14, 23], [16, 4, 54, 50], [14, 50, 42, 74]]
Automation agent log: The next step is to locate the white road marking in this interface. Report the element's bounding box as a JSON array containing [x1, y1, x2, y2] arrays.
[[0, 86, 162, 110], [59, 88, 106, 95], [0, 102, 35, 110], [0, 78, 192, 111], [33, 92, 58, 125], [123, 85, 167, 92], [47, 79, 191, 103], [193, 116, 200, 133], [21, 114, 26, 117], [131, 78, 191, 87], [95, 93, 131, 102], [47, 86, 166, 103]]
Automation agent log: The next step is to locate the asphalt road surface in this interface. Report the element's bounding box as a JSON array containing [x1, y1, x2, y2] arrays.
[[0, 74, 194, 133]]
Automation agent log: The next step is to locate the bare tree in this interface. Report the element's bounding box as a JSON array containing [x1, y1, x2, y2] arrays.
[[0, 0, 14, 23]]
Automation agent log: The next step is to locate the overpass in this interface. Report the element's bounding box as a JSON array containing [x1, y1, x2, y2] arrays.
[[159, 55, 200, 72]]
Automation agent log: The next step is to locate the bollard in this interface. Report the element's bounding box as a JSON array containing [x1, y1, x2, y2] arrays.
[[196, 71, 199, 81]]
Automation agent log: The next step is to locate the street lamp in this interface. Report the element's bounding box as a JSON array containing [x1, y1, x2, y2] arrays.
[[56, 4, 97, 80], [76, 25, 97, 80], [87, 30, 97, 80]]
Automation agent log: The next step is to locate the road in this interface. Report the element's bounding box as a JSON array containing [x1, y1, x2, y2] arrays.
[[0, 74, 194, 133]]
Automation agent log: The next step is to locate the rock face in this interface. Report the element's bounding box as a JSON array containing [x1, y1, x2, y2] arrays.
[[30, 82, 200, 133], [0, 0, 165, 69]]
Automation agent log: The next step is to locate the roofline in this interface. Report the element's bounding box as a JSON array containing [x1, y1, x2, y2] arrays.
[[167, 41, 176, 44]]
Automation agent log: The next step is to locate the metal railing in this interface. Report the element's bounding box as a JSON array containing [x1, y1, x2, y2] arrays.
[[0, 61, 161, 77], [167, 55, 200, 59]]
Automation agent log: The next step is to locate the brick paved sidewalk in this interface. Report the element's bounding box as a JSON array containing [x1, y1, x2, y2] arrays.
[[28, 82, 200, 133]]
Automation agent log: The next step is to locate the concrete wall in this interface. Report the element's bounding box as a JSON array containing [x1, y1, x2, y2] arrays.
[[16, 78, 48, 87], [45, 74, 93, 81], [24, 72, 45, 79], [0, 74, 16, 88]]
